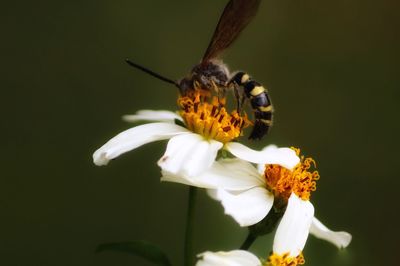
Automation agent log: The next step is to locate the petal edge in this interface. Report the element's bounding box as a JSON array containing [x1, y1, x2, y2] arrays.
[[93, 122, 188, 166], [310, 217, 352, 249], [122, 110, 182, 123]]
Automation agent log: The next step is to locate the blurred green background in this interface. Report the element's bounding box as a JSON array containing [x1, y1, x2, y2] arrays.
[[1, 0, 399, 265]]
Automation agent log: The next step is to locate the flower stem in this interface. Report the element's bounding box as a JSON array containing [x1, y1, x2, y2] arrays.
[[184, 186, 197, 266], [240, 232, 257, 250]]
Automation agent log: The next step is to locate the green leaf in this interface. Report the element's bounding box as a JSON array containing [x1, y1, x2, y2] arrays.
[[96, 241, 172, 266]]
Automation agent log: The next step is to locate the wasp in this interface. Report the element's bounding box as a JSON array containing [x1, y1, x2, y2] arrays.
[[126, 0, 273, 140]]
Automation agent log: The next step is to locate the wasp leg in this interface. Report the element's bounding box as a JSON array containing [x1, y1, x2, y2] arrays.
[[239, 94, 246, 113], [210, 80, 226, 107], [232, 83, 241, 112], [231, 83, 246, 113]]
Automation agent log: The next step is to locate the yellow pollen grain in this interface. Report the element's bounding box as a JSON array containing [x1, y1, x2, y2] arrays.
[[265, 252, 305, 266], [264, 148, 320, 201], [177, 91, 251, 143]]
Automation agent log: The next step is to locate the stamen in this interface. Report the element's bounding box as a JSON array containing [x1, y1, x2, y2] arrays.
[[264, 148, 320, 201], [211, 105, 217, 116], [177, 91, 251, 143], [266, 252, 305, 266], [223, 126, 231, 132]]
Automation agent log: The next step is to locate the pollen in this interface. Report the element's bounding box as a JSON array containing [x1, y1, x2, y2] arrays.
[[178, 91, 251, 143], [264, 148, 320, 201], [265, 252, 305, 266]]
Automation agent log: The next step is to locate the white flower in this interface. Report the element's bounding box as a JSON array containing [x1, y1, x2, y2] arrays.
[[197, 146, 351, 263], [161, 145, 299, 189], [93, 110, 299, 179], [193, 196, 310, 266], [196, 250, 261, 266], [194, 197, 352, 266], [201, 145, 302, 226]]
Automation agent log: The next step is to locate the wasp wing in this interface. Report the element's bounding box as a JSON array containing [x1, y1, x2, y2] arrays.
[[202, 0, 261, 62]]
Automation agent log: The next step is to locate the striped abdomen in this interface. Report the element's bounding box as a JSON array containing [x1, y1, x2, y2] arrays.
[[229, 72, 273, 140], [243, 80, 273, 140]]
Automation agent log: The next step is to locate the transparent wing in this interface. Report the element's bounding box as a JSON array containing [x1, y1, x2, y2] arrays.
[[202, 0, 261, 62]]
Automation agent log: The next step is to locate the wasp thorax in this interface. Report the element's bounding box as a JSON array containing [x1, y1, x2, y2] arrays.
[[178, 60, 230, 96]]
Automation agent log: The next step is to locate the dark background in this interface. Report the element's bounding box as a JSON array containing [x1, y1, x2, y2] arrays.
[[1, 0, 399, 265]]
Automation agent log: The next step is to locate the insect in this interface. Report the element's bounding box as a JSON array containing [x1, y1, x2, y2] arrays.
[[126, 0, 273, 140]]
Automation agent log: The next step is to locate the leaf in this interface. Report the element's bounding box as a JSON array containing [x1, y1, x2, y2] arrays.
[[96, 241, 172, 266]]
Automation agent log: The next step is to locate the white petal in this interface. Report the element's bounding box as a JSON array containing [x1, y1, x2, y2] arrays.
[[161, 158, 264, 190], [257, 163, 266, 175], [158, 133, 223, 177], [93, 122, 189, 166], [200, 158, 265, 190], [122, 110, 183, 123], [196, 250, 261, 266], [225, 143, 300, 170], [160, 170, 200, 187], [257, 145, 277, 173], [206, 189, 219, 200], [310, 217, 352, 248], [262, 144, 278, 151], [273, 193, 314, 257], [213, 187, 274, 227]]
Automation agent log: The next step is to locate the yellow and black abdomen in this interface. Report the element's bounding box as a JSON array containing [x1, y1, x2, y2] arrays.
[[244, 80, 273, 140]]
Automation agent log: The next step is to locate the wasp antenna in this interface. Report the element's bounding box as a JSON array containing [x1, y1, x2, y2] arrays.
[[125, 59, 179, 87]]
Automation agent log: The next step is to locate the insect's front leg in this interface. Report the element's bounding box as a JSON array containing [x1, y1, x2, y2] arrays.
[[228, 79, 245, 113], [210, 80, 227, 107]]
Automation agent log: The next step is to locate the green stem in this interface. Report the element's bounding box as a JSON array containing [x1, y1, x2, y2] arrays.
[[240, 232, 257, 250], [184, 186, 197, 266]]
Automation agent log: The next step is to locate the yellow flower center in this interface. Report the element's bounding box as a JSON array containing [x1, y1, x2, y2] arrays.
[[264, 148, 320, 201], [178, 91, 251, 143], [265, 252, 305, 266]]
